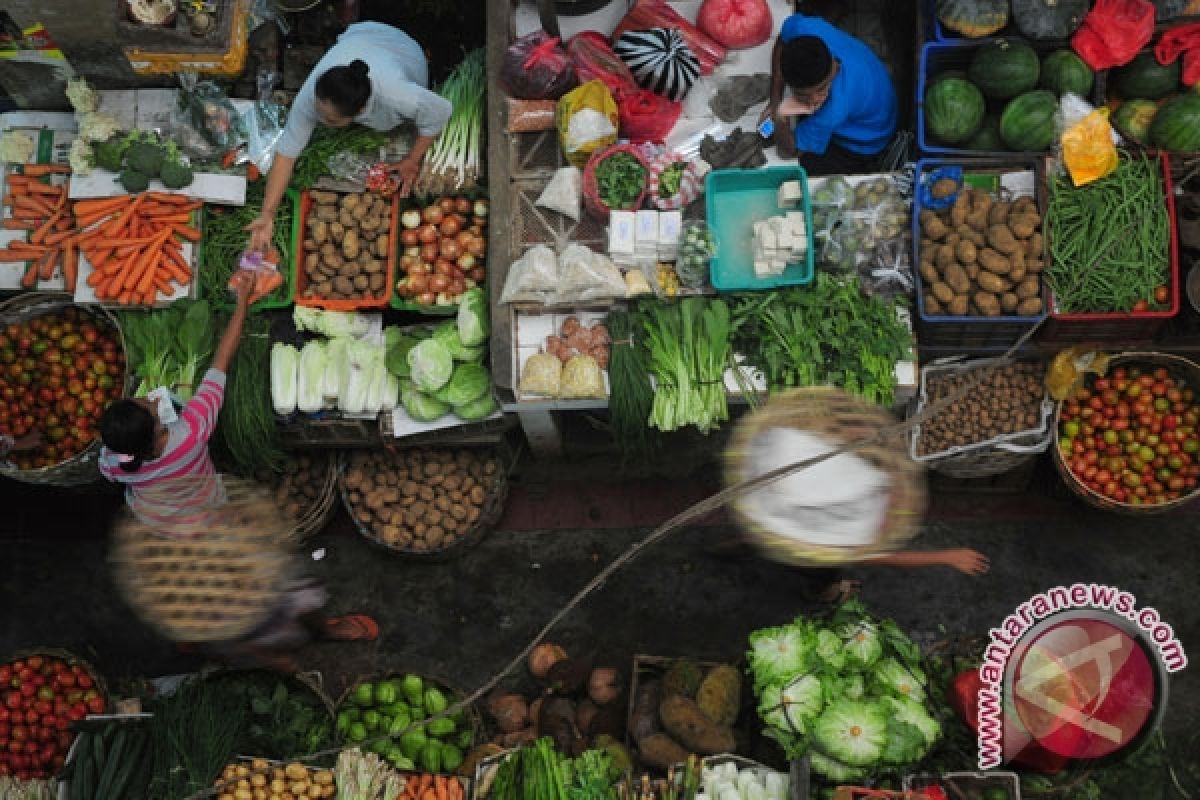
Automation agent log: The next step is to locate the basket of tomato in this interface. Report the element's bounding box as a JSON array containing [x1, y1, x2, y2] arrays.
[[0, 293, 127, 485], [1053, 352, 1200, 513], [0, 649, 108, 781]]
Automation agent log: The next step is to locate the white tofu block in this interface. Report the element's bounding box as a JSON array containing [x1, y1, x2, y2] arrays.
[[786, 211, 807, 236], [753, 259, 771, 277], [635, 210, 659, 244], [777, 181, 803, 208], [609, 212, 636, 255], [760, 226, 777, 250], [659, 210, 682, 245]]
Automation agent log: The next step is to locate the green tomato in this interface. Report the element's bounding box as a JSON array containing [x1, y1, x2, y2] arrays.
[[363, 710, 382, 731], [1063, 421, 1081, 438], [348, 722, 369, 742], [375, 681, 399, 706], [354, 682, 376, 707], [401, 674, 425, 705]]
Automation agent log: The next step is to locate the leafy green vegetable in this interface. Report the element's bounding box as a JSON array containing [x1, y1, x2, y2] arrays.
[[291, 125, 389, 190], [441, 363, 491, 407], [453, 391, 497, 421], [199, 181, 296, 309], [208, 673, 335, 760], [594, 151, 647, 210], [402, 382, 451, 422], [408, 338, 455, 392], [658, 161, 686, 198], [812, 699, 888, 767], [385, 333, 421, 378], [457, 287, 489, 346], [639, 297, 732, 433], [747, 624, 814, 691]]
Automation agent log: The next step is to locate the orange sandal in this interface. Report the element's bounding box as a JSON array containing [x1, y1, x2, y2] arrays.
[[324, 614, 380, 642]]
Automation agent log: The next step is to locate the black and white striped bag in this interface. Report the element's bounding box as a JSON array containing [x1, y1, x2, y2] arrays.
[[614, 27, 700, 103]]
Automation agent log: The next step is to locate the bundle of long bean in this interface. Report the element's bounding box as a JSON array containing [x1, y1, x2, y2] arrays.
[[215, 314, 285, 477], [1045, 154, 1171, 313], [606, 308, 657, 460], [416, 49, 485, 196], [198, 183, 295, 308], [290, 125, 390, 190]]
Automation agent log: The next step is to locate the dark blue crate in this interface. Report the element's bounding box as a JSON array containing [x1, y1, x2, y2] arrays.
[[912, 158, 1048, 350]]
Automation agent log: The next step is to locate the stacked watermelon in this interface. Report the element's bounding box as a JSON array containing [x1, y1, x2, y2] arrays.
[[925, 39, 1091, 152], [1107, 50, 1200, 152]]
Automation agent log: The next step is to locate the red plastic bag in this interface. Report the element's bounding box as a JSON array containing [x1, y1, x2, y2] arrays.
[[617, 88, 682, 143], [1071, 0, 1155, 70], [582, 143, 650, 222], [614, 0, 727, 75], [698, 0, 773, 50], [567, 32, 638, 96], [948, 670, 1071, 775], [501, 31, 579, 100], [1155, 23, 1200, 85]]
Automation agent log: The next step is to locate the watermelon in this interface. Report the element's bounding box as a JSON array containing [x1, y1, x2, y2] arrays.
[[1113, 52, 1181, 100], [966, 115, 1006, 151], [925, 77, 985, 144], [1000, 90, 1059, 151], [1040, 50, 1094, 98], [968, 39, 1040, 99], [1150, 93, 1200, 151], [1112, 99, 1159, 145]]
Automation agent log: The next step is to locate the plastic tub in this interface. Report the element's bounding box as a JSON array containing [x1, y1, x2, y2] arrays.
[[294, 189, 397, 310]]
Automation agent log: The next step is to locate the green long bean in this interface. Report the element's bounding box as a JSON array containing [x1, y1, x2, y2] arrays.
[[198, 183, 296, 309], [1045, 154, 1170, 313]]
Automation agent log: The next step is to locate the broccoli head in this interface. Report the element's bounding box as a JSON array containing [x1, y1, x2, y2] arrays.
[[159, 160, 193, 189], [125, 142, 165, 177], [119, 169, 149, 193], [92, 137, 125, 173]]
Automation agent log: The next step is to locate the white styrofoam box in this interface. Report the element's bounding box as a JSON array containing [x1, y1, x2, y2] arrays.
[[0, 165, 70, 291], [514, 309, 611, 401], [389, 405, 503, 438], [609, 211, 636, 255], [635, 210, 659, 244]]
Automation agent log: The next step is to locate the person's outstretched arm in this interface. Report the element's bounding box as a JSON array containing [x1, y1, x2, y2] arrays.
[[863, 548, 990, 576], [211, 274, 254, 375]]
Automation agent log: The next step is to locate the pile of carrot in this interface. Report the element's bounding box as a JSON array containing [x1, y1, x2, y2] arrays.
[[0, 165, 202, 305], [403, 774, 464, 800]]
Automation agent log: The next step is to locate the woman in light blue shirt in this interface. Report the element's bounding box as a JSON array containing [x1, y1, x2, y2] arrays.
[[247, 22, 453, 253]]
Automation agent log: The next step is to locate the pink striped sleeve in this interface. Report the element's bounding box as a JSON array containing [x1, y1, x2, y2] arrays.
[[182, 368, 227, 442]]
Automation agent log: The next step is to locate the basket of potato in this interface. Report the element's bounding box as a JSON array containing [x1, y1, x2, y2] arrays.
[[211, 758, 335, 800], [297, 189, 398, 310], [339, 446, 509, 560], [910, 358, 1054, 479], [259, 452, 340, 543]]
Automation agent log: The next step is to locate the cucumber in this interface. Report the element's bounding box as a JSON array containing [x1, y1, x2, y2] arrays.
[[72, 732, 95, 800], [105, 727, 148, 800], [95, 725, 128, 800]]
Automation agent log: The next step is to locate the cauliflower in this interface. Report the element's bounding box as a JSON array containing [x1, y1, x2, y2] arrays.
[[65, 78, 97, 113], [79, 112, 121, 143], [0, 131, 35, 164], [68, 138, 94, 175]]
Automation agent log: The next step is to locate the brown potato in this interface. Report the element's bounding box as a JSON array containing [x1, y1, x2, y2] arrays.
[[353, 274, 370, 291], [978, 248, 1010, 275], [1008, 214, 1039, 238], [987, 224, 1021, 255], [960, 227, 986, 247], [369, 273, 385, 292], [316, 280, 334, 296], [920, 210, 948, 240], [966, 208, 990, 232], [1017, 297, 1043, 315], [932, 282, 956, 304], [974, 291, 1002, 316], [935, 244, 957, 271], [919, 262, 939, 284], [950, 192, 970, 227], [342, 230, 360, 260], [311, 190, 338, 204], [334, 276, 355, 295], [375, 234, 390, 258], [944, 263, 971, 294], [965, 263, 980, 281], [314, 205, 337, 222], [312, 221, 328, 243], [955, 239, 977, 264], [1016, 276, 1040, 299], [364, 259, 383, 274], [1001, 292, 1019, 313], [977, 271, 1009, 294], [924, 293, 943, 314]]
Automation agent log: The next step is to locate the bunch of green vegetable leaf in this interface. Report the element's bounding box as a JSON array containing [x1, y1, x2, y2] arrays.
[[639, 297, 732, 434], [146, 675, 246, 799], [490, 738, 624, 800], [119, 299, 216, 401], [206, 673, 334, 760], [748, 599, 940, 782], [214, 314, 285, 477], [595, 152, 648, 211], [290, 125, 389, 190], [731, 274, 911, 406]]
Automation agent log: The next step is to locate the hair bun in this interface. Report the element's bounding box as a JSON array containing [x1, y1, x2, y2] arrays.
[[349, 59, 370, 79]]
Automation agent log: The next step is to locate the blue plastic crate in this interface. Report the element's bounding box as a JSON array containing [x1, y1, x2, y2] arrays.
[[912, 158, 1048, 349], [706, 166, 814, 292]]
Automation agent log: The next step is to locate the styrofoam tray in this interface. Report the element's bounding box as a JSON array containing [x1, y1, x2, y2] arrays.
[[72, 238, 198, 308], [0, 163, 71, 291]]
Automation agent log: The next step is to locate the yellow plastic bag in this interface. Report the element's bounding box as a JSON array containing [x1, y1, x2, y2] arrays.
[[1045, 346, 1112, 400], [557, 79, 619, 168], [1062, 109, 1119, 187]]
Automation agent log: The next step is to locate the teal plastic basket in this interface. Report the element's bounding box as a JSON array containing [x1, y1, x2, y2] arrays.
[[706, 166, 814, 292]]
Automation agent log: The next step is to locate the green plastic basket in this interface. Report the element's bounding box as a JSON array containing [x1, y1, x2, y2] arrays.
[[209, 189, 299, 312]]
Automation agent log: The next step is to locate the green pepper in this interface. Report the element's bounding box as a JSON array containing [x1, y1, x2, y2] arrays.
[[421, 741, 443, 773], [400, 726, 427, 760], [401, 674, 424, 705], [427, 717, 456, 738], [354, 682, 376, 707], [375, 681, 398, 706], [454, 729, 473, 750], [348, 722, 369, 743], [336, 710, 355, 735], [441, 743, 464, 772], [388, 710, 413, 736], [423, 687, 448, 715], [369, 738, 391, 756], [387, 750, 415, 771], [385, 701, 411, 718], [363, 710, 382, 731]]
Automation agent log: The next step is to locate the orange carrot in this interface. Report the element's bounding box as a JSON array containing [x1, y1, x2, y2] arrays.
[[0, 250, 35, 262], [86, 266, 106, 287], [72, 196, 128, 216], [141, 212, 193, 225], [153, 270, 172, 294], [170, 223, 202, 241], [145, 192, 195, 205], [1, 219, 34, 230], [20, 259, 38, 288], [87, 236, 157, 249], [62, 243, 78, 292], [117, 288, 136, 305], [125, 229, 170, 292], [21, 164, 70, 176], [103, 193, 145, 237], [421, 789, 437, 800], [37, 248, 58, 282], [161, 257, 191, 286], [43, 229, 74, 246], [436, 775, 449, 800], [17, 181, 62, 196], [29, 209, 64, 245], [13, 195, 55, 215]]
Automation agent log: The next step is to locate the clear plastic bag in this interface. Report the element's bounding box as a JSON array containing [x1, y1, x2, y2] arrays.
[[858, 236, 914, 301], [814, 176, 910, 272], [559, 354, 606, 399], [177, 71, 245, 150], [535, 166, 583, 221], [243, 68, 286, 174], [555, 245, 627, 303], [676, 221, 716, 289], [326, 150, 374, 183], [500, 245, 559, 305], [519, 353, 563, 396]]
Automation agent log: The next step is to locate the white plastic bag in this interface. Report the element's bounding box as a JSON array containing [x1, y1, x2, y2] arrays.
[[500, 245, 559, 304], [554, 244, 627, 303], [536, 166, 583, 221]]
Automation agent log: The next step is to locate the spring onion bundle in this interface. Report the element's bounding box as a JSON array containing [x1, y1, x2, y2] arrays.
[[606, 308, 657, 460], [215, 314, 285, 477], [416, 49, 486, 196]]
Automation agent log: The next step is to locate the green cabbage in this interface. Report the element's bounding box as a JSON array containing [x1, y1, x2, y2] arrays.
[[883, 696, 940, 747], [401, 382, 450, 422], [747, 624, 814, 690], [815, 629, 846, 671], [408, 338, 454, 392], [453, 392, 497, 421], [807, 752, 867, 783], [456, 343, 487, 364], [270, 343, 298, 415], [386, 333, 421, 378], [441, 364, 490, 407], [760, 674, 823, 735], [457, 287, 489, 346], [812, 699, 888, 767], [881, 717, 928, 766], [838, 621, 883, 669], [872, 657, 926, 703]]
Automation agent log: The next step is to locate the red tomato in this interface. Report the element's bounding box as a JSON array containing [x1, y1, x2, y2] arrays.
[[1154, 286, 1169, 304], [1133, 299, 1149, 312], [85, 696, 105, 714]]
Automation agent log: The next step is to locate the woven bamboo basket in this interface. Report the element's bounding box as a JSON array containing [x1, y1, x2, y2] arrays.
[[1052, 351, 1200, 514], [0, 293, 127, 486], [109, 477, 299, 642], [262, 451, 341, 544], [336, 669, 484, 750], [725, 387, 927, 566], [339, 445, 511, 562], [4, 647, 110, 707], [909, 357, 1054, 479]]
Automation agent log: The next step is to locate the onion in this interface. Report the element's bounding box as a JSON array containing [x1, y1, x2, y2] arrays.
[[449, 264, 465, 280], [440, 216, 462, 237], [405, 246, 421, 258], [401, 210, 422, 230], [434, 259, 455, 277], [417, 224, 439, 244], [454, 196, 472, 214], [474, 199, 489, 218], [429, 275, 450, 293], [469, 267, 485, 282], [466, 237, 486, 258], [587, 667, 622, 706], [421, 205, 444, 225], [401, 229, 420, 247], [394, 280, 410, 297], [455, 230, 475, 247], [449, 277, 466, 296], [529, 644, 568, 678], [412, 261, 431, 275], [439, 197, 456, 213], [407, 274, 429, 293], [419, 243, 439, 264], [457, 254, 477, 270], [416, 292, 436, 305], [440, 239, 461, 261], [487, 693, 529, 733]]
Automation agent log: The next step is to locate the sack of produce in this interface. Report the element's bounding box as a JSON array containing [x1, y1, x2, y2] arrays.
[[614, 0, 727, 75], [535, 166, 583, 221], [676, 221, 717, 289], [500, 245, 559, 305], [519, 353, 564, 397], [560, 354, 607, 399], [617, 88, 682, 144], [554, 244, 627, 304], [697, 0, 773, 50], [1071, 0, 1155, 71], [557, 80, 619, 169], [647, 151, 706, 211], [614, 27, 701, 102], [500, 31, 579, 100], [567, 32, 639, 96], [582, 144, 650, 222]]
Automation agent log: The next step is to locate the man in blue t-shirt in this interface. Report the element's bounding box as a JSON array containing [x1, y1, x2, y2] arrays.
[[763, 14, 898, 175]]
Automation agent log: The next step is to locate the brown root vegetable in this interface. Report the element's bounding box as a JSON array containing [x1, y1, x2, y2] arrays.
[[973, 291, 1002, 317], [587, 667, 623, 706], [1017, 297, 1043, 315], [931, 178, 958, 199], [932, 282, 955, 305], [629, 679, 662, 742], [987, 200, 1011, 227], [546, 656, 592, 694], [987, 224, 1021, 255], [637, 734, 691, 769], [695, 665, 741, 727], [575, 699, 599, 734], [538, 697, 582, 754], [944, 264, 971, 294], [978, 248, 1010, 275], [658, 695, 736, 754], [920, 210, 948, 240], [947, 295, 969, 315], [976, 271, 1009, 294], [488, 693, 529, 733], [498, 727, 540, 748]]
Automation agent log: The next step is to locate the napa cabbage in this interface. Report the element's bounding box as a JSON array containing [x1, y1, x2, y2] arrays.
[[872, 657, 926, 703], [812, 699, 888, 767], [747, 624, 814, 690], [293, 307, 371, 339], [297, 340, 327, 413], [270, 343, 298, 415]]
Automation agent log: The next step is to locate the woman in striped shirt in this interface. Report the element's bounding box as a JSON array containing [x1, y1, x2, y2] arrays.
[[98, 276, 378, 670]]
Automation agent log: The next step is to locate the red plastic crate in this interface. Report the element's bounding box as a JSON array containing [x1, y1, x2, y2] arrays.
[[294, 189, 398, 310], [1036, 153, 1180, 345]]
